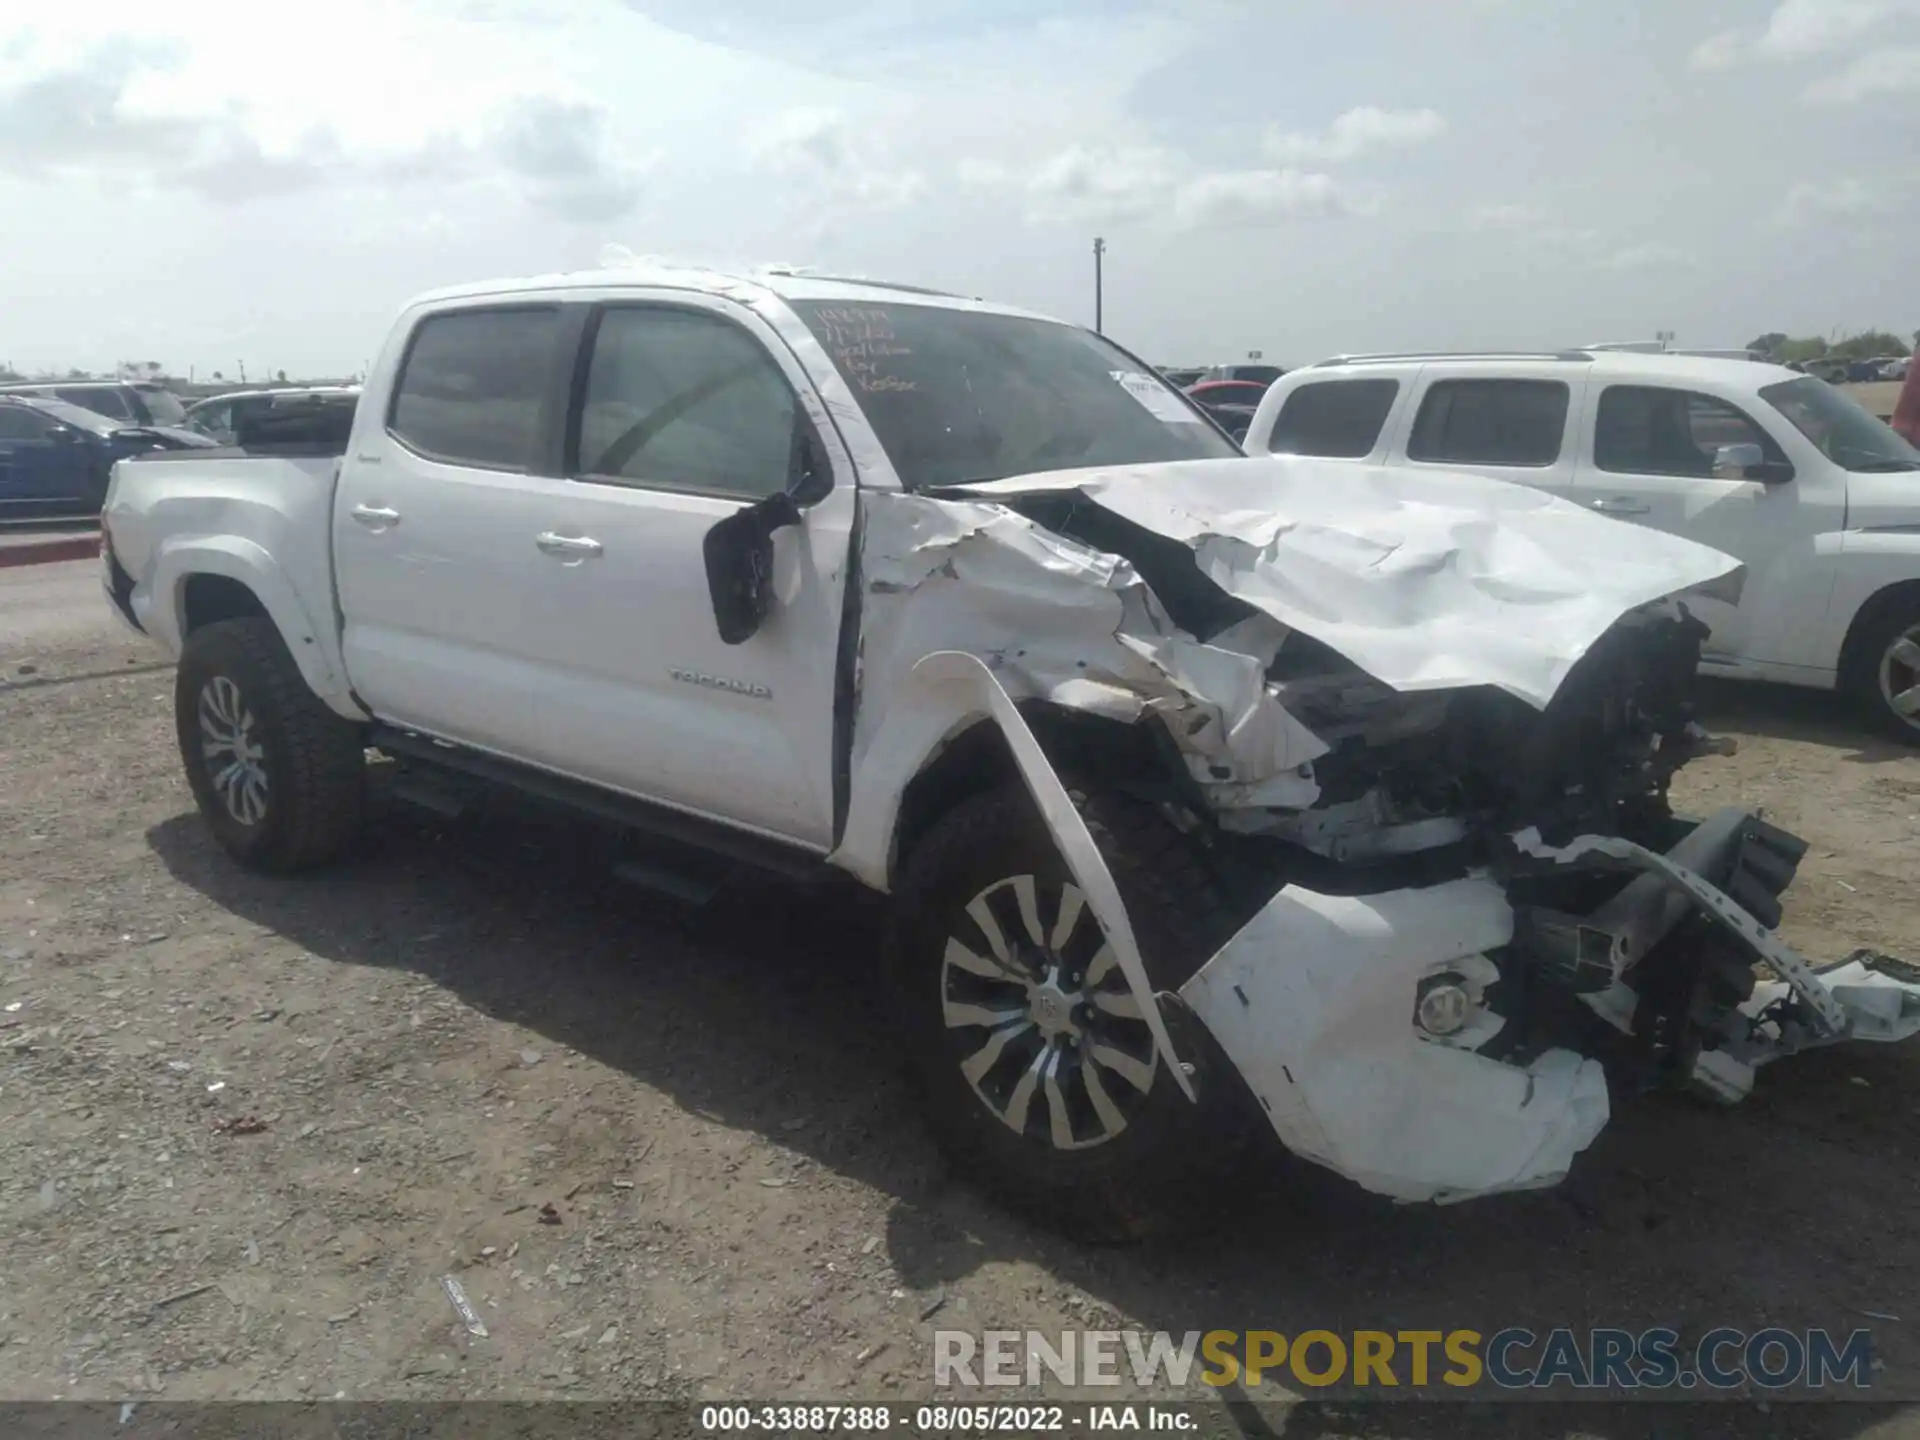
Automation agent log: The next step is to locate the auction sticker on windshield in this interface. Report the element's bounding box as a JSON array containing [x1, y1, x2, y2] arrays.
[[1112, 371, 1202, 424]]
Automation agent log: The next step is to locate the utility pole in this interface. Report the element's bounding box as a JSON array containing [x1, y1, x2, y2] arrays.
[[1093, 237, 1106, 334]]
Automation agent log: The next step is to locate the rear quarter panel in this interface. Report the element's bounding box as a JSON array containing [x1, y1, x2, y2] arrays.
[[104, 452, 364, 719]]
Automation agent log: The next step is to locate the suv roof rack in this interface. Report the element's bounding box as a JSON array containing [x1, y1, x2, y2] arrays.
[[1312, 350, 1596, 367]]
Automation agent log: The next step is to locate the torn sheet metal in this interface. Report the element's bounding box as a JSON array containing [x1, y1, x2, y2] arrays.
[[1179, 877, 1611, 1203], [842, 492, 1327, 858], [897, 650, 1194, 1101], [951, 457, 1742, 709], [1512, 826, 1852, 1035]]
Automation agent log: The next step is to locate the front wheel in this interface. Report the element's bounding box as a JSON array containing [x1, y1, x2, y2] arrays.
[[1848, 598, 1920, 745], [888, 779, 1254, 1242], [175, 617, 366, 871]]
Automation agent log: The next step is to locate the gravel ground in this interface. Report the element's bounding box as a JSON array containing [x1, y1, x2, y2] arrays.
[[2, 566, 1918, 1435]]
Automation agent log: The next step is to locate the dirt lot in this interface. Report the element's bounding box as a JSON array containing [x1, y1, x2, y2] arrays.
[[3, 564, 1919, 1434]]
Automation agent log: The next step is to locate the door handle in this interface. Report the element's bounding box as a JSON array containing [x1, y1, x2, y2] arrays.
[[535, 532, 604, 559], [1590, 498, 1651, 516], [350, 504, 401, 527]]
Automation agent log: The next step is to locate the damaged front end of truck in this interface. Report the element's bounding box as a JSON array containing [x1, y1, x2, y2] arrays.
[[843, 457, 1920, 1206]]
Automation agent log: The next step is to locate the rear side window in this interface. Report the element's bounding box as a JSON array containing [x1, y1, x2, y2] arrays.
[[1268, 379, 1399, 458], [58, 387, 132, 421], [1408, 379, 1569, 467], [389, 307, 560, 471]]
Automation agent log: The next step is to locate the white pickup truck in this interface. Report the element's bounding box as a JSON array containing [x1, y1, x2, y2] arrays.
[[101, 261, 1920, 1239]]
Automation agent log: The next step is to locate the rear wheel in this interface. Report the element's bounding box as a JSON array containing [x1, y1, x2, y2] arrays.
[[1847, 597, 1920, 745], [175, 617, 366, 871], [888, 779, 1254, 1242]]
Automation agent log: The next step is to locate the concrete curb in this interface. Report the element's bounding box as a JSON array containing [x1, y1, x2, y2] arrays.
[[0, 534, 102, 570]]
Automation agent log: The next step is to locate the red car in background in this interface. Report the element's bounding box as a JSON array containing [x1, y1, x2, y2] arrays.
[[1185, 378, 1273, 442]]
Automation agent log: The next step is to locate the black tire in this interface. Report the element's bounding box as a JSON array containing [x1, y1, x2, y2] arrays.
[[888, 778, 1256, 1242], [175, 617, 366, 872], [1845, 596, 1920, 746]]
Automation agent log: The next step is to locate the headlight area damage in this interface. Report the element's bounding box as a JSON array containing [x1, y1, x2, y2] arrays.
[[845, 459, 1920, 1205]]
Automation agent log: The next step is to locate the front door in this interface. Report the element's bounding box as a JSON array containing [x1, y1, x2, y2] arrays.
[[1566, 383, 1840, 663], [517, 297, 854, 850], [0, 406, 91, 504]]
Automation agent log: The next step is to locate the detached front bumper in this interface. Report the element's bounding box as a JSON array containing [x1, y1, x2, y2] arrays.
[[1178, 808, 1920, 1204]]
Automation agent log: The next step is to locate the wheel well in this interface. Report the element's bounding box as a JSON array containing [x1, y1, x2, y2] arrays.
[[181, 574, 268, 635], [888, 705, 1175, 888], [1838, 579, 1920, 685]]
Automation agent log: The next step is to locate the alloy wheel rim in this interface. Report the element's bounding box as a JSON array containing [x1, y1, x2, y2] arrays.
[[1879, 624, 1920, 732], [198, 675, 270, 825], [940, 875, 1157, 1151]]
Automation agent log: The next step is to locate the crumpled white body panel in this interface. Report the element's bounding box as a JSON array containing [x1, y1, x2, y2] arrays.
[[955, 457, 1741, 709], [1178, 877, 1612, 1202]]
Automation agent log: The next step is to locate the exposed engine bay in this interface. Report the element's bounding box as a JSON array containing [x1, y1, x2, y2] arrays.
[[851, 459, 1920, 1202]]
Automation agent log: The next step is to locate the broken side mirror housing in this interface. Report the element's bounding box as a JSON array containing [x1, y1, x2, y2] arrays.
[[701, 423, 833, 645]]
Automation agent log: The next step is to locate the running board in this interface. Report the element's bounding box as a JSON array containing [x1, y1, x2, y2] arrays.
[[370, 727, 835, 887]]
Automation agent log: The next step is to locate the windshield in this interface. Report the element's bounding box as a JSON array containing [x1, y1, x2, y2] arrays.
[[18, 396, 115, 434], [789, 300, 1240, 489], [133, 385, 188, 425], [1761, 376, 1920, 472]]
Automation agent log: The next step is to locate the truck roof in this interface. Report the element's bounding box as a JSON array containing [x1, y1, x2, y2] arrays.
[[406, 259, 1064, 326]]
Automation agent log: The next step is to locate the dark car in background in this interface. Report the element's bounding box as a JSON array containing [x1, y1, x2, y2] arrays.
[[0, 380, 191, 430], [0, 395, 216, 513], [1184, 378, 1272, 441], [181, 386, 361, 447]]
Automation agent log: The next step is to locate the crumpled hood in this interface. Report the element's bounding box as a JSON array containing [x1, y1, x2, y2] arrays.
[[946, 456, 1741, 710]]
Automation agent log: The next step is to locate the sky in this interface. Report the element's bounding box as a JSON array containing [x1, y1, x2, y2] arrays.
[[0, 0, 1914, 377]]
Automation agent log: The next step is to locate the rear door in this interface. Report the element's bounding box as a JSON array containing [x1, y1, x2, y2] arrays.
[[334, 303, 572, 761], [1386, 367, 1588, 498], [1565, 382, 1834, 661]]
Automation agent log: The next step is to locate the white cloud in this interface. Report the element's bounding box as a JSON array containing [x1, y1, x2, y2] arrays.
[[1263, 106, 1446, 165], [1172, 169, 1348, 228], [1024, 143, 1180, 224], [752, 106, 929, 207], [1757, 0, 1917, 57], [1688, 29, 1750, 70], [1598, 243, 1694, 273], [1006, 143, 1351, 230], [1803, 43, 1920, 99], [1775, 174, 1908, 225], [0, 28, 645, 220], [1687, 0, 1920, 72]]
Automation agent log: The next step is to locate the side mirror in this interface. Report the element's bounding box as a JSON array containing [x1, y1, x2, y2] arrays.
[[46, 424, 79, 444], [1713, 442, 1765, 479], [700, 421, 833, 645]]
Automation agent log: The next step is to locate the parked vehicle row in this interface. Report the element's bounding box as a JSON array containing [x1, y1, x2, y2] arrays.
[[0, 379, 192, 429], [1245, 348, 1920, 741], [0, 394, 214, 512], [99, 262, 1920, 1240]]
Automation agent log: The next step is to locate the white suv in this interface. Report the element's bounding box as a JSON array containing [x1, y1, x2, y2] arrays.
[[1244, 351, 1920, 741]]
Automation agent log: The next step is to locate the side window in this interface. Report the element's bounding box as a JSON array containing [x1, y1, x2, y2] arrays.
[[388, 307, 561, 471], [1594, 386, 1789, 478], [1269, 379, 1399, 458], [59, 387, 132, 420], [0, 406, 52, 440], [574, 306, 798, 500], [1407, 379, 1570, 467]]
